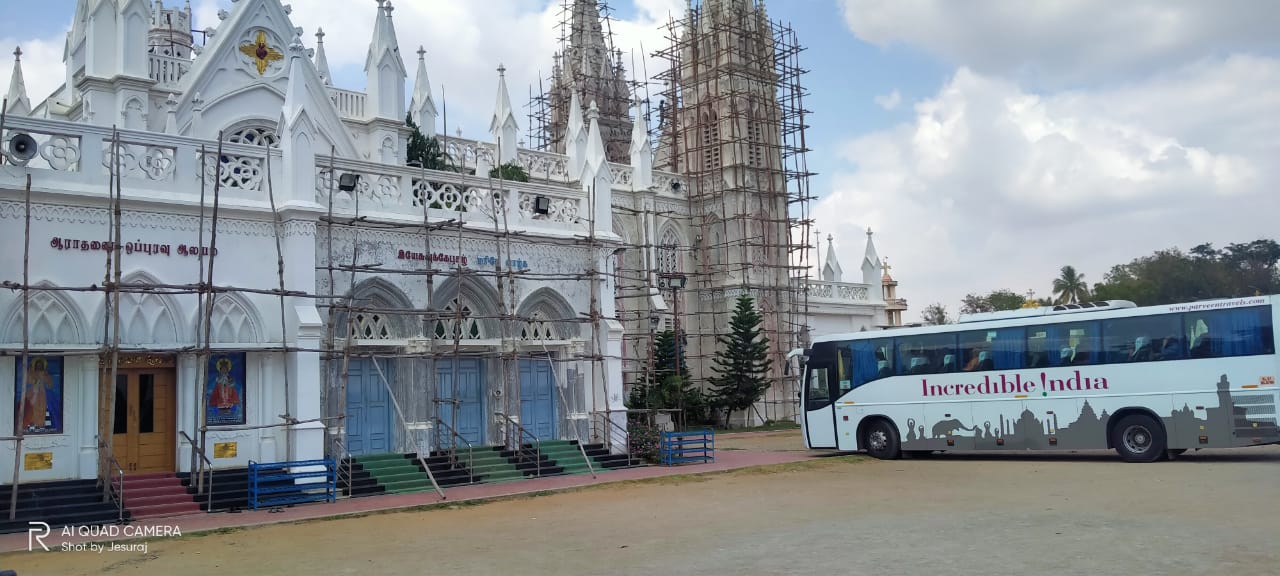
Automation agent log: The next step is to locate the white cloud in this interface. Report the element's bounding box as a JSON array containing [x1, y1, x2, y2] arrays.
[[840, 0, 1280, 85], [873, 89, 900, 110], [815, 56, 1280, 321]]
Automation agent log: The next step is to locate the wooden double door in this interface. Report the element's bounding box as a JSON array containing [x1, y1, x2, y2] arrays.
[[104, 366, 176, 474]]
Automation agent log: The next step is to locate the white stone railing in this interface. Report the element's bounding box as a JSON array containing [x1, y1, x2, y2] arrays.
[[149, 53, 191, 89], [438, 135, 687, 196], [314, 155, 593, 234], [0, 116, 279, 203], [327, 87, 367, 120], [806, 280, 873, 303]]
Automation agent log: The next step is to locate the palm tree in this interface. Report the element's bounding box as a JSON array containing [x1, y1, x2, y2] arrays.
[[1052, 265, 1089, 304]]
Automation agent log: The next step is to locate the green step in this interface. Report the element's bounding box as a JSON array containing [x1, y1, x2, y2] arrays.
[[352, 453, 435, 493], [351, 453, 412, 464]]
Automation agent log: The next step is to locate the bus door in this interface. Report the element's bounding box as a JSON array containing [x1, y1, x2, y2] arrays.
[[803, 343, 839, 449]]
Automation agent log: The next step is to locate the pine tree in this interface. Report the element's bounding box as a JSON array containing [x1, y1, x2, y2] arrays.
[[406, 113, 429, 167], [707, 295, 773, 427], [627, 330, 707, 424]]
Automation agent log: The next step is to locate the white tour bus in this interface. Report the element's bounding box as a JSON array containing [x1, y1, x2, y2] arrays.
[[800, 295, 1280, 462]]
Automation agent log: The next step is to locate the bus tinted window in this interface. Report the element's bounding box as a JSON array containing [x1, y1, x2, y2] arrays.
[[959, 327, 1026, 372], [1103, 314, 1183, 363], [807, 368, 829, 402], [836, 345, 853, 393], [1041, 321, 1102, 367], [1185, 306, 1275, 359], [896, 333, 957, 375], [851, 338, 894, 388]]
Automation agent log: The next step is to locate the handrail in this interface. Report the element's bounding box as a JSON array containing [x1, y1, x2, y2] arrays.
[[370, 357, 445, 499], [601, 412, 632, 460], [495, 412, 543, 478], [105, 454, 124, 523], [534, 343, 596, 478], [591, 410, 635, 463], [179, 431, 214, 514], [329, 433, 352, 499], [431, 417, 475, 485]]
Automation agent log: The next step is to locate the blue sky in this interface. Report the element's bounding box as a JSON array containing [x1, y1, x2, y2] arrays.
[[4, 1, 1280, 322]]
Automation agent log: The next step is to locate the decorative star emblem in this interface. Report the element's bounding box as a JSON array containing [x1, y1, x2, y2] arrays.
[[239, 30, 283, 76]]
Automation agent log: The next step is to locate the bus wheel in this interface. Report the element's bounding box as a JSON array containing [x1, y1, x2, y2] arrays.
[[864, 419, 901, 460], [1112, 414, 1166, 463]]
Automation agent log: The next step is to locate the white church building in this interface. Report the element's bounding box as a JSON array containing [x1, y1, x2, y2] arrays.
[[0, 0, 904, 491]]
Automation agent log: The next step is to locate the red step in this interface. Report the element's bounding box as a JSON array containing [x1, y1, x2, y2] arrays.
[[114, 476, 183, 491], [128, 501, 201, 519], [112, 473, 200, 520]]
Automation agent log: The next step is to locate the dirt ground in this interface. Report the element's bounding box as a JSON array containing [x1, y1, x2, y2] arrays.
[[5, 432, 1279, 576]]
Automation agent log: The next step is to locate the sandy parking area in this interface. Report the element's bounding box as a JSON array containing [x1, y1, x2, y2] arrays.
[[4, 433, 1278, 576]]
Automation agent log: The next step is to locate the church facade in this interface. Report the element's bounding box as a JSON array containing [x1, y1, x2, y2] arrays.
[[0, 0, 901, 486]]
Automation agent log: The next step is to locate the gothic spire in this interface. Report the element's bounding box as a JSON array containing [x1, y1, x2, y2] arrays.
[[629, 97, 653, 190], [411, 46, 437, 137], [861, 227, 883, 287], [365, 0, 406, 77], [565, 85, 586, 179], [314, 28, 331, 85], [489, 63, 519, 164], [6, 46, 31, 117], [823, 234, 843, 282], [365, 0, 407, 121]]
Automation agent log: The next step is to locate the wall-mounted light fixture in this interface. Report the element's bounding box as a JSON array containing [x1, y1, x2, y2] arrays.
[[338, 173, 361, 191]]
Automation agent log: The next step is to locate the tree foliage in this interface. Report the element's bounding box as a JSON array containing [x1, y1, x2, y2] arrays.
[[488, 161, 529, 182], [955, 239, 1280, 313], [960, 289, 1027, 315], [405, 113, 454, 171], [1052, 265, 1090, 304], [1091, 240, 1280, 305], [707, 295, 772, 427], [627, 330, 710, 425], [921, 302, 951, 325]]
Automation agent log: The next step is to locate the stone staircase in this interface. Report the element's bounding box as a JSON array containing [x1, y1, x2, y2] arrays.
[[335, 439, 648, 498], [0, 479, 128, 534]]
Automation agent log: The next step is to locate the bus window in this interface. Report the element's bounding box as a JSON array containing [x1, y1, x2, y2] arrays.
[[896, 333, 957, 375], [959, 327, 1025, 371], [851, 338, 893, 387], [1103, 314, 1181, 363], [1043, 321, 1101, 367], [836, 345, 853, 392], [1026, 329, 1050, 368], [807, 368, 830, 404], [1186, 306, 1275, 359]]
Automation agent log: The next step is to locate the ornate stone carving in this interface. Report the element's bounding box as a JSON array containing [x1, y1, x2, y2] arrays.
[[0, 201, 287, 238]]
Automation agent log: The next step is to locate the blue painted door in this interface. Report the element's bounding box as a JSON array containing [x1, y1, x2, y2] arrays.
[[346, 358, 393, 455], [437, 359, 484, 445], [520, 358, 557, 441]]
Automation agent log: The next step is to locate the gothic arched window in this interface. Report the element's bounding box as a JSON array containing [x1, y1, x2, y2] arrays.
[[433, 298, 482, 340], [354, 312, 392, 339], [519, 310, 557, 341], [658, 227, 682, 275], [700, 111, 720, 171], [226, 124, 279, 148]]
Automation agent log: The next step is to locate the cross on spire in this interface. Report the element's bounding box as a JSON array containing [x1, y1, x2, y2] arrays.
[[13, 46, 21, 60], [417, 45, 426, 59]]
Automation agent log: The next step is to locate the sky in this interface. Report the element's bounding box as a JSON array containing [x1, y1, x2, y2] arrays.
[[3, 0, 1280, 323]]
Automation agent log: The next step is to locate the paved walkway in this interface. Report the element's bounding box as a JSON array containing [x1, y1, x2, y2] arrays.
[[0, 449, 811, 554]]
